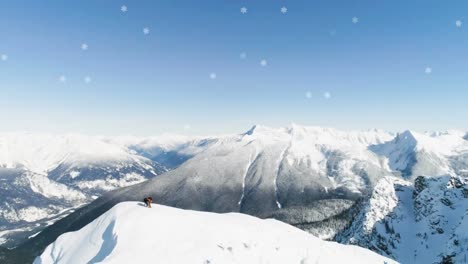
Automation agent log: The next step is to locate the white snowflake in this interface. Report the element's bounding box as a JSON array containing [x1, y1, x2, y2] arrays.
[[81, 43, 88, 51], [1, 54, 7, 61], [209, 73, 217, 79], [84, 76, 92, 84], [323, 92, 331, 99], [425, 67, 432, 74], [456, 20, 462, 28], [143, 27, 150, 35], [240, 52, 247, 59], [305, 91, 312, 99], [260, 59, 268, 67], [240, 7, 247, 14], [121, 5, 128, 13], [59, 75, 67, 83], [352, 17, 359, 24], [280, 6, 288, 14]]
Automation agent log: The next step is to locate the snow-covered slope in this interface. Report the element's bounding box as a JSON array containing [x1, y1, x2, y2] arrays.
[[369, 130, 468, 178], [0, 133, 203, 247], [337, 175, 468, 263], [34, 202, 397, 264]]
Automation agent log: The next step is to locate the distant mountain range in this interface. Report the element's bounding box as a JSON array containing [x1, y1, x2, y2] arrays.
[[1, 126, 467, 263]]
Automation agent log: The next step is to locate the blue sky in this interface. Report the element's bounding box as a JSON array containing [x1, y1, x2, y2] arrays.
[[0, 0, 467, 135]]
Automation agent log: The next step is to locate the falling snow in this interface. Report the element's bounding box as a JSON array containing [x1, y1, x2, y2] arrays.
[[323, 92, 331, 99], [240, 52, 247, 59], [425, 67, 432, 74], [143, 27, 150, 35], [0, 54, 7, 61], [260, 59, 268, 67], [281, 7, 288, 14], [81, 43, 88, 51], [84, 76, 92, 84], [305, 91, 312, 99], [240, 7, 247, 14], [121, 5, 128, 13], [352, 17, 359, 24], [59, 75, 67, 83], [209, 73, 217, 79], [456, 20, 462, 27]]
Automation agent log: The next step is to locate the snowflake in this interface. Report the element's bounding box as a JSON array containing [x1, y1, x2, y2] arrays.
[[240, 52, 247, 59], [305, 91, 312, 99], [323, 92, 331, 99], [59, 75, 67, 83], [209, 73, 217, 79], [81, 43, 88, 51], [84, 76, 92, 84], [425, 67, 432, 74], [280, 6, 288, 14], [260, 59, 268, 67], [1, 54, 7, 61], [143, 27, 150, 35], [240, 7, 247, 14], [121, 5, 128, 13], [456, 20, 462, 28], [352, 17, 359, 24]]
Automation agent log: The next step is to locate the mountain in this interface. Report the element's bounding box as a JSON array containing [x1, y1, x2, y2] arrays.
[[0, 133, 210, 247], [1, 125, 467, 263], [34, 202, 397, 264], [337, 175, 468, 263]]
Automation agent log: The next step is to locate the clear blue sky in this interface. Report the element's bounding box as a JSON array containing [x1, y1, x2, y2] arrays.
[[1, 0, 467, 135]]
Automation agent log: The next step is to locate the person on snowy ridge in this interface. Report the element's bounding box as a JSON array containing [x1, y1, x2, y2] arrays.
[[143, 197, 153, 208]]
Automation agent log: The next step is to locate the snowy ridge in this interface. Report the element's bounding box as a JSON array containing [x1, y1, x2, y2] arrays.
[[34, 202, 397, 264]]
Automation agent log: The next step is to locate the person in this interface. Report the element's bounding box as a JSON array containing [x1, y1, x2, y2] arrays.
[[143, 197, 153, 208]]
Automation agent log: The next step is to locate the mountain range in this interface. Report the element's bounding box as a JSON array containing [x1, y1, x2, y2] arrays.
[[1, 125, 467, 263]]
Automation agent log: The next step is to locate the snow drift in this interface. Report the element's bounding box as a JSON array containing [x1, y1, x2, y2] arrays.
[[34, 202, 397, 264]]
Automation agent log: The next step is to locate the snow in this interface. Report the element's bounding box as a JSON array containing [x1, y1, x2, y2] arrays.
[[0, 133, 156, 175], [17, 207, 51, 223], [338, 175, 468, 263], [75, 173, 147, 191], [35, 202, 397, 264]]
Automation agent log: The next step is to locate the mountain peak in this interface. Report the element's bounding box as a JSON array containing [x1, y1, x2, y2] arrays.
[[396, 130, 419, 144], [243, 124, 276, 136]]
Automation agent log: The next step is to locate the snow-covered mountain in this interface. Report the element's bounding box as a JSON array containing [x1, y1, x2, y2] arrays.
[[34, 202, 397, 264], [337, 175, 468, 263], [0, 133, 209, 247], [1, 125, 467, 263]]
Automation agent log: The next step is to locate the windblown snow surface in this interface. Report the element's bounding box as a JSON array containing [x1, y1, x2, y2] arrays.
[[34, 202, 396, 264]]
